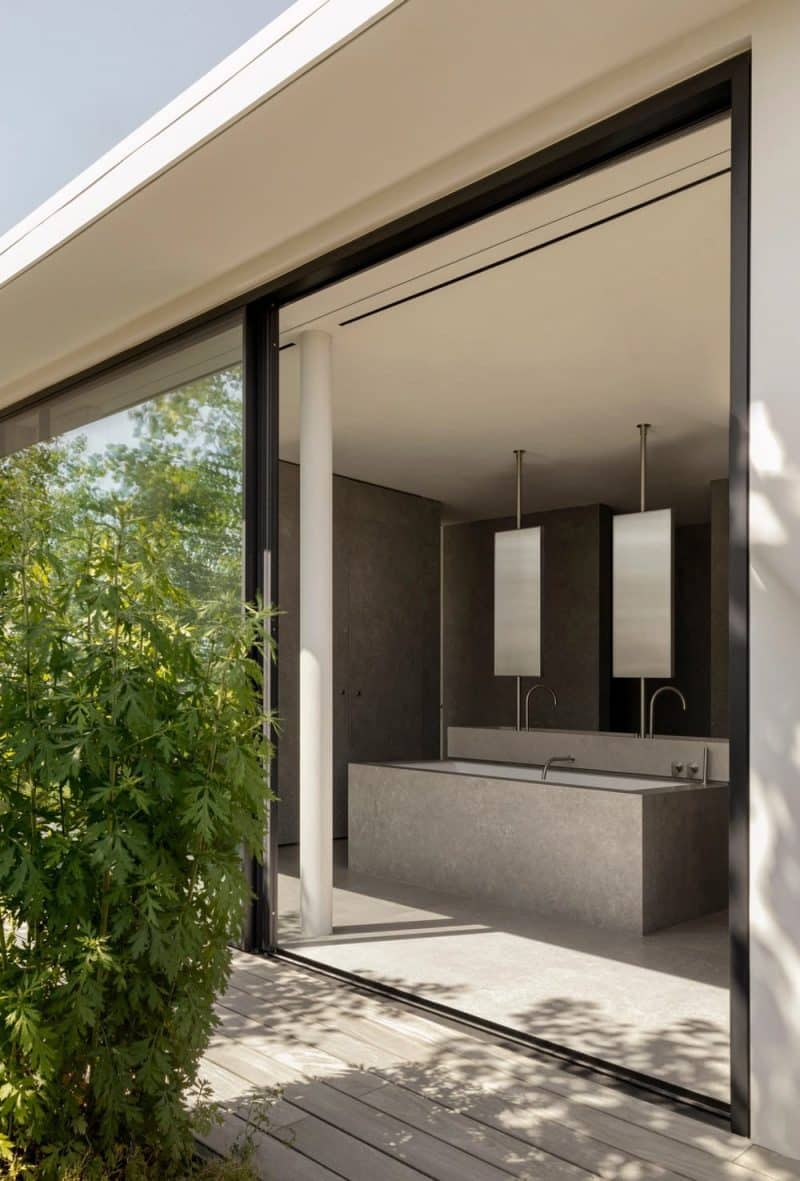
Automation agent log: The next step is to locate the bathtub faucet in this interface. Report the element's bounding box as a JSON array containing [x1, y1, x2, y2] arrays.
[[542, 754, 575, 781]]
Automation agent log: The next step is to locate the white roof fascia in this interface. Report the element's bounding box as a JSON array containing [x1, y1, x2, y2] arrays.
[[0, 0, 400, 288]]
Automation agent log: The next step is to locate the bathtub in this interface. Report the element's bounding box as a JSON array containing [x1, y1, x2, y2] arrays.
[[348, 758, 728, 933], [382, 759, 682, 792]]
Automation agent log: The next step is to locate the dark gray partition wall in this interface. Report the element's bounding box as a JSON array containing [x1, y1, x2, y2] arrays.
[[443, 504, 612, 733], [277, 460, 440, 844]]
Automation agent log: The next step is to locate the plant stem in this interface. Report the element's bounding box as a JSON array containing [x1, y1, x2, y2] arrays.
[[0, 915, 9, 970], [19, 540, 39, 951]]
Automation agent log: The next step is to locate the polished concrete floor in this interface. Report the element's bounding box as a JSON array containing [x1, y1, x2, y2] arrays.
[[278, 840, 730, 1102]]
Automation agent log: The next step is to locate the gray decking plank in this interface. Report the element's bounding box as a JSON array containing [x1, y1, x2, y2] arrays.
[[196, 1110, 345, 1181], [438, 1033, 746, 1162], [381, 1063, 695, 1181], [227, 967, 444, 1060], [354, 1076, 597, 1180], [229, 953, 747, 1163], [198, 1057, 423, 1180], [232, 954, 748, 1164], [271, 1105, 432, 1181], [733, 1146, 800, 1181], [218, 984, 407, 1070], [206, 953, 772, 1181], [213, 1003, 386, 1097], [280, 1077, 527, 1181], [383, 1062, 769, 1181], [198, 1056, 309, 1132]]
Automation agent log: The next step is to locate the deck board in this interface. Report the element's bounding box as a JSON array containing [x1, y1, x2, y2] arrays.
[[196, 952, 799, 1181]]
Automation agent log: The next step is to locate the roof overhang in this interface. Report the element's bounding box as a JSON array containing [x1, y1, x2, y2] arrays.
[[0, 0, 752, 411]]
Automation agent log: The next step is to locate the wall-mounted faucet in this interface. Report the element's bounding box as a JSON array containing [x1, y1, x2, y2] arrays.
[[524, 684, 557, 731], [648, 685, 687, 738], [542, 754, 575, 781]]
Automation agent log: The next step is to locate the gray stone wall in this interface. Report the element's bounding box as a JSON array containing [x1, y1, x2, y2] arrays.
[[276, 462, 441, 844]]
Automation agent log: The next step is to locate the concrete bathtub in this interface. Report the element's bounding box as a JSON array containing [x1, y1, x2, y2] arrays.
[[348, 759, 728, 933]]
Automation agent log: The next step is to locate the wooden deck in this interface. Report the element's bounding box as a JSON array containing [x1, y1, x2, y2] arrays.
[[198, 950, 799, 1181]]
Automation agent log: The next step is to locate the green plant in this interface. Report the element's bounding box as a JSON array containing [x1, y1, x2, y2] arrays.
[[192, 1158, 258, 1181], [0, 451, 274, 1177]]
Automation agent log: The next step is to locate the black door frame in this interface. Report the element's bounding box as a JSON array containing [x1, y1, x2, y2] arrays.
[[257, 53, 751, 1132], [0, 48, 750, 1134]]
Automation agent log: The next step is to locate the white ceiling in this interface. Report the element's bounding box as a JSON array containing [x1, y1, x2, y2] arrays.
[[279, 122, 731, 524], [0, 0, 748, 410]]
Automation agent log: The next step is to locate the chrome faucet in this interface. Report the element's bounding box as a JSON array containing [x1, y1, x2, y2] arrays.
[[524, 684, 557, 731], [542, 754, 575, 781], [648, 685, 687, 738]]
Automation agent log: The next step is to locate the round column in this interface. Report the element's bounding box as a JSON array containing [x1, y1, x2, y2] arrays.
[[298, 330, 334, 937]]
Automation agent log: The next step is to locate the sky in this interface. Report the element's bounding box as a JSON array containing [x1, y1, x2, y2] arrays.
[[0, 0, 295, 235]]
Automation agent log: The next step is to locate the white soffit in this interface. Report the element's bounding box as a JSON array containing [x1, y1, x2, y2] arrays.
[[0, 0, 395, 279], [279, 121, 731, 524], [0, 0, 747, 410], [280, 119, 730, 335]]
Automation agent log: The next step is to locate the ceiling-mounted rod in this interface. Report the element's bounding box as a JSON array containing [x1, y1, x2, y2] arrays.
[[636, 423, 651, 741], [637, 423, 650, 513], [514, 448, 525, 529], [513, 449, 525, 732]]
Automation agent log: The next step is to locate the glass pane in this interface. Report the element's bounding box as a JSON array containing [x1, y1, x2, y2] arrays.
[[0, 317, 244, 612], [274, 114, 732, 1104]]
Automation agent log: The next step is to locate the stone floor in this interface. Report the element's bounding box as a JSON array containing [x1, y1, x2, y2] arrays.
[[277, 841, 730, 1101], [198, 951, 796, 1181]]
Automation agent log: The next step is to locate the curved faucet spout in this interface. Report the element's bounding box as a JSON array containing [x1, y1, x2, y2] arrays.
[[648, 685, 687, 738], [524, 684, 558, 731]]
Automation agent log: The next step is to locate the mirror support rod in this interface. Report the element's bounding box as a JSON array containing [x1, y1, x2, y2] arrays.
[[514, 449, 525, 731], [639, 422, 650, 513], [637, 424, 651, 739]]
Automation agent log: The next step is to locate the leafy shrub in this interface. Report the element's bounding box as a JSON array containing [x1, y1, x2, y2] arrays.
[[0, 453, 274, 1177]]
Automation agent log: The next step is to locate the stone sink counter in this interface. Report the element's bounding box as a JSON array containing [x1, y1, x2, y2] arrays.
[[348, 758, 728, 934]]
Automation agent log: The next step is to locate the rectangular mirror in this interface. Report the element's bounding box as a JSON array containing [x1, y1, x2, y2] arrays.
[[613, 508, 673, 678], [494, 526, 541, 676]]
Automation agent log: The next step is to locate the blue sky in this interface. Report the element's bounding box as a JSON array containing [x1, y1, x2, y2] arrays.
[[0, 1, 294, 235]]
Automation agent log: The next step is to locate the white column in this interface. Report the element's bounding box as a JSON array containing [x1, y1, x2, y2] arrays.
[[298, 330, 334, 937]]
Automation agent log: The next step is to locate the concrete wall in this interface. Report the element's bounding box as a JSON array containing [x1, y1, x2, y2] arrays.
[[443, 504, 611, 733], [749, 0, 800, 1158], [277, 461, 440, 844]]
